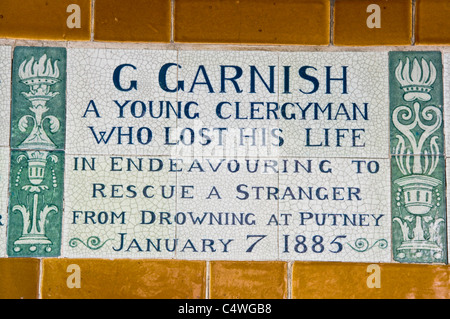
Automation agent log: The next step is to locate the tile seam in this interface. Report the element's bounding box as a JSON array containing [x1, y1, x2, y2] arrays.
[[4, 39, 450, 51], [38, 258, 43, 299], [287, 261, 292, 299], [91, 0, 95, 42], [205, 260, 210, 299], [171, 0, 175, 44], [62, 153, 391, 159], [330, 0, 335, 46]]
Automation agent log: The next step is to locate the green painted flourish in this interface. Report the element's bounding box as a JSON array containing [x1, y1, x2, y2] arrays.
[[69, 236, 112, 250], [347, 238, 388, 252]]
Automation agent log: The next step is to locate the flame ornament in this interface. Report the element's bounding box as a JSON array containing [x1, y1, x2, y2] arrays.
[[390, 52, 446, 263], [16, 54, 61, 150]]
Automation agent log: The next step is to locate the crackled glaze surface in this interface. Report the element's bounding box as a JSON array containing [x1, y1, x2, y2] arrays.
[[61, 49, 394, 262], [0, 46, 449, 264]]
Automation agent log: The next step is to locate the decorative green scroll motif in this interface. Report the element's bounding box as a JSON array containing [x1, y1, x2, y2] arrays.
[[69, 236, 113, 250], [389, 51, 447, 263], [7, 47, 66, 257], [347, 238, 388, 253]]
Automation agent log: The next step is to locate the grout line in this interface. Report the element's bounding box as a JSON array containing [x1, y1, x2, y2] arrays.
[[90, 0, 95, 42], [205, 261, 210, 299], [4, 38, 450, 52], [411, 0, 416, 45], [330, 0, 335, 46], [287, 261, 293, 299]]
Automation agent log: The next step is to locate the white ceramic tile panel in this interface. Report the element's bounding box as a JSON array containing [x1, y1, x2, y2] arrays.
[[176, 50, 280, 159], [62, 155, 176, 258], [66, 48, 178, 156], [279, 157, 391, 262], [279, 52, 389, 158], [0, 46, 11, 147], [175, 157, 279, 260], [0, 147, 9, 257]]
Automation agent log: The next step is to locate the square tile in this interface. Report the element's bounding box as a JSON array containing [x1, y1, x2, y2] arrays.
[[62, 155, 176, 258], [7, 150, 64, 257], [416, 0, 450, 45], [66, 48, 178, 156], [94, 0, 171, 42], [390, 51, 444, 157], [279, 52, 389, 158], [175, 157, 279, 260], [11, 46, 66, 151], [279, 157, 391, 262], [210, 261, 287, 299], [0, 258, 40, 299]]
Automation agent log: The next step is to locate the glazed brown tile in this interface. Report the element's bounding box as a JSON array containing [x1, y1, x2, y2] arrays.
[[42, 259, 206, 299], [210, 261, 287, 299], [94, 0, 171, 42], [334, 0, 412, 46], [416, 0, 450, 45], [0, 0, 91, 40], [0, 258, 40, 299], [292, 262, 450, 299], [174, 0, 330, 45]]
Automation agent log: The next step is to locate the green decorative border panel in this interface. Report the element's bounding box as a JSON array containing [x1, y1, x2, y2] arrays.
[[389, 51, 447, 264]]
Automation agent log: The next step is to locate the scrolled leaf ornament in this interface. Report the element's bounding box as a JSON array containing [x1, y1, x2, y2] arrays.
[[347, 238, 388, 252], [69, 236, 112, 250]]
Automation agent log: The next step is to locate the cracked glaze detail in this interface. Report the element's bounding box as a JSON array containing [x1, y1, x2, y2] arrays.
[[60, 49, 396, 261]]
